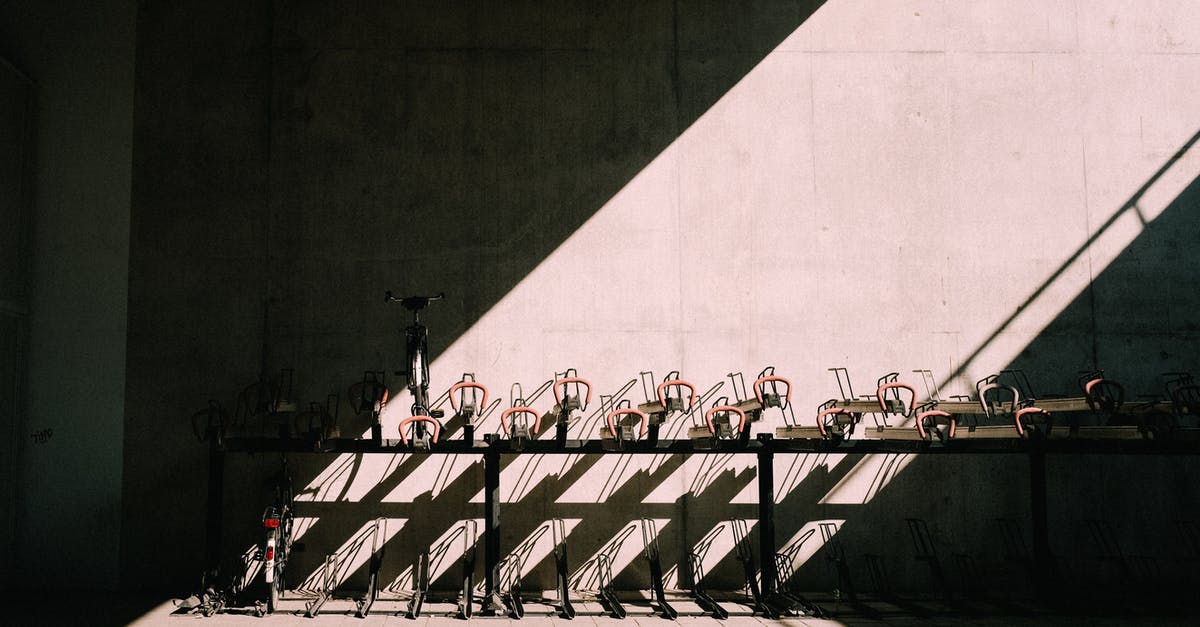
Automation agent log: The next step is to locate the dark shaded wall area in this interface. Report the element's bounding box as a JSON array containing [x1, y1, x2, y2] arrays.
[[125, 0, 829, 590]]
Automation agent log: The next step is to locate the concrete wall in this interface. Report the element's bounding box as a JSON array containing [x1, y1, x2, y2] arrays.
[[122, 0, 1200, 596], [0, 0, 136, 589], [0, 56, 33, 591]]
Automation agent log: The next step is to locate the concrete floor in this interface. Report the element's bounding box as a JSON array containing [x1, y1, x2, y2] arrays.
[[75, 593, 1197, 627]]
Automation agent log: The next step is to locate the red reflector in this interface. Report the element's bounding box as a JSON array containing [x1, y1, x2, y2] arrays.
[[265, 547, 274, 561], [264, 518, 280, 529]]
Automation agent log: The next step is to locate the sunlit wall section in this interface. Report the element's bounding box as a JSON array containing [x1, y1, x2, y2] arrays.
[[285, 0, 1200, 592], [370, 2, 1200, 428]]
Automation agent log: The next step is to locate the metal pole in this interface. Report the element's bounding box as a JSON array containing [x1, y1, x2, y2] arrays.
[[757, 443, 777, 594], [205, 436, 225, 570], [1029, 449, 1052, 593], [483, 441, 502, 614]]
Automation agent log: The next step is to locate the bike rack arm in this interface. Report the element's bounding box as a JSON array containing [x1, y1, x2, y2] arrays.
[[449, 381, 489, 414], [753, 375, 792, 407], [1014, 407, 1049, 438], [705, 405, 747, 436], [554, 376, 594, 409], [500, 407, 541, 436], [606, 408, 649, 438], [876, 382, 917, 418], [657, 380, 697, 409], [816, 407, 842, 438], [916, 409, 954, 440], [399, 416, 442, 446], [978, 380, 1020, 418]]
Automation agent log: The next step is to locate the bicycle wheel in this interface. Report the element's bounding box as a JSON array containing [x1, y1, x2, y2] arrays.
[[265, 525, 281, 614]]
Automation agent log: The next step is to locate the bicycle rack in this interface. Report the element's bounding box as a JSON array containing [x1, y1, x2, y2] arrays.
[[191, 400, 230, 448], [861, 373, 923, 440], [691, 397, 748, 449], [458, 520, 479, 619], [502, 382, 544, 451], [304, 554, 339, 617], [293, 393, 340, 452], [729, 518, 780, 617], [820, 521, 857, 602], [996, 517, 1038, 588], [355, 517, 386, 618], [551, 518, 575, 619], [774, 527, 824, 615], [496, 523, 548, 619], [553, 369, 593, 449], [406, 520, 477, 619], [638, 370, 697, 445], [600, 400, 647, 451], [954, 375, 1031, 439], [235, 368, 295, 437], [906, 518, 951, 602], [1059, 371, 1148, 440], [1162, 372, 1200, 439], [863, 553, 892, 598], [447, 375, 489, 445], [595, 552, 624, 618], [1175, 520, 1200, 587], [1084, 519, 1160, 590], [348, 370, 388, 444], [639, 518, 677, 619], [727, 367, 788, 431], [685, 525, 729, 619], [399, 414, 442, 450], [182, 547, 254, 617]]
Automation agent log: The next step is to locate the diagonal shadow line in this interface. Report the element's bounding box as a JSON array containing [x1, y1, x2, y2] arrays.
[[790, 156, 1200, 595], [944, 128, 1200, 387], [300, 456, 761, 592]]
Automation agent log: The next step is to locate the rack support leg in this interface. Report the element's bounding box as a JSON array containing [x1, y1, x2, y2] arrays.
[[483, 446, 502, 614]]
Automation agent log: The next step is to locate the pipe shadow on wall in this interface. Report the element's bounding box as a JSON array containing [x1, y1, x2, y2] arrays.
[[775, 135, 1200, 599]]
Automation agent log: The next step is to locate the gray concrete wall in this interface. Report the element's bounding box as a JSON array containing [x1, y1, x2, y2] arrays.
[[124, 0, 1200, 596], [0, 56, 34, 591], [0, 0, 136, 589]]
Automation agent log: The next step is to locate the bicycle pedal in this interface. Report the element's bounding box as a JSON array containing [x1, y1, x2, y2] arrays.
[[430, 410, 445, 419]]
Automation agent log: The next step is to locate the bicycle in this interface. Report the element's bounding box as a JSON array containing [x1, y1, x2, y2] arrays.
[[258, 454, 295, 615], [385, 291, 446, 445]]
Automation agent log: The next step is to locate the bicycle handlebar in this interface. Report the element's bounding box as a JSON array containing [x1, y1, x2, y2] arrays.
[[384, 291, 445, 312]]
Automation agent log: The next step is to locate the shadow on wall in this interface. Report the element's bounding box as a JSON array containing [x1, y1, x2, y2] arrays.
[[124, 0, 831, 591], [775, 138, 1200, 598]]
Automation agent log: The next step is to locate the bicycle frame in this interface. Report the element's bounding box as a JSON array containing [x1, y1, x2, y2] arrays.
[[386, 291, 445, 441]]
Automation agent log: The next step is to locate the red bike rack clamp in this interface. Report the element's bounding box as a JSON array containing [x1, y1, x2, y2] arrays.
[[501, 407, 541, 437], [876, 382, 917, 418], [449, 381, 489, 415], [753, 375, 792, 408], [704, 405, 747, 438], [916, 409, 955, 440], [554, 377, 594, 411], [656, 380, 697, 412], [1015, 407, 1050, 438], [606, 408, 649, 439], [816, 407, 858, 438], [399, 416, 442, 446]]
